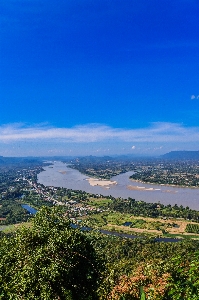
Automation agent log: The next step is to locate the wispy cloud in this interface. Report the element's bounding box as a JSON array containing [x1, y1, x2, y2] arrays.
[[0, 122, 199, 144], [191, 95, 199, 100]]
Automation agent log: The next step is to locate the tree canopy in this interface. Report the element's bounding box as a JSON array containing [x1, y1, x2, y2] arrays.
[[0, 207, 102, 300]]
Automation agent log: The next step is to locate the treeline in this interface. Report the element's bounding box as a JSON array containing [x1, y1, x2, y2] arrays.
[[37, 186, 199, 222], [108, 197, 199, 222], [2, 183, 199, 226], [67, 156, 136, 179], [130, 160, 199, 187], [0, 199, 30, 224], [0, 190, 53, 225], [186, 223, 199, 234], [66, 156, 199, 187]]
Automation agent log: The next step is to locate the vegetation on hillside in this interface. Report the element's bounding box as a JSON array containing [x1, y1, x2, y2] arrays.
[[1, 207, 199, 299], [0, 207, 102, 300], [1, 157, 199, 299]]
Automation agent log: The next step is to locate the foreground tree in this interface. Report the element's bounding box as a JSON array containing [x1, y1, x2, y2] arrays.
[[0, 207, 102, 300]]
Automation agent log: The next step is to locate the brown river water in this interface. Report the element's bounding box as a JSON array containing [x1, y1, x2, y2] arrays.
[[37, 161, 199, 210]]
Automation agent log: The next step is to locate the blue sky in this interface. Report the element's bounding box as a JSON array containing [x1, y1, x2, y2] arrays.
[[0, 0, 199, 156]]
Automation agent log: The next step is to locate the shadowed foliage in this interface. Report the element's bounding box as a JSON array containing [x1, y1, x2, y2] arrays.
[[0, 207, 102, 300]]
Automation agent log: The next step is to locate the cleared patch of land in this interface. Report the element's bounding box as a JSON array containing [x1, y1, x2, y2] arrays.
[[106, 223, 160, 234], [123, 216, 199, 236], [0, 222, 32, 233], [86, 211, 199, 239]]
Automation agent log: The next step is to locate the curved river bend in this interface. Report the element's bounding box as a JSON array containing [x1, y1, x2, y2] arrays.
[[37, 161, 199, 210]]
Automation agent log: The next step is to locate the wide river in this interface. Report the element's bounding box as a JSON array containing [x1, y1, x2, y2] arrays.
[[37, 161, 199, 210]]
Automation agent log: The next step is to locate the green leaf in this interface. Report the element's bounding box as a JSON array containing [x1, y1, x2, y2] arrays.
[[140, 286, 146, 300]]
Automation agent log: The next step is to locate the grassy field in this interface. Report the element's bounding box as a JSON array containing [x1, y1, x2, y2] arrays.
[[85, 197, 112, 207], [85, 211, 199, 239], [0, 222, 32, 233]]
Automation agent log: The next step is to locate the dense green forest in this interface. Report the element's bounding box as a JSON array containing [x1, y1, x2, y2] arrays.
[[1, 207, 199, 299], [107, 197, 199, 221]]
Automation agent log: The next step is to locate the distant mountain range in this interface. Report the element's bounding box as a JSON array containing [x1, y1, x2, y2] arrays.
[[0, 156, 43, 166], [0, 152, 199, 164], [161, 151, 199, 160]]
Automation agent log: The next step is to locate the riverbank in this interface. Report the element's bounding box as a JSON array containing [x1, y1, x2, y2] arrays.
[[37, 161, 199, 210], [130, 178, 199, 189]]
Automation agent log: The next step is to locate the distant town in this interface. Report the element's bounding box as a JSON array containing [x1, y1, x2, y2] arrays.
[[1, 152, 199, 240]]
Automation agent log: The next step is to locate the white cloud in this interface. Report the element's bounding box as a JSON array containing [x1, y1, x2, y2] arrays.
[[0, 122, 199, 144], [191, 95, 199, 100], [131, 146, 136, 150]]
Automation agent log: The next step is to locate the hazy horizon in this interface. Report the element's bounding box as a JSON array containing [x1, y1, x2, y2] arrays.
[[1, 150, 199, 159]]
